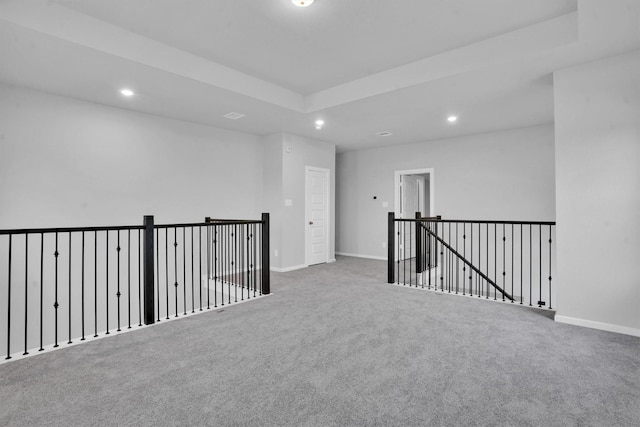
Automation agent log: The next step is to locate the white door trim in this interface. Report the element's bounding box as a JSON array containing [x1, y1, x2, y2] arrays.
[[394, 168, 434, 218], [394, 168, 434, 262], [305, 166, 330, 267]]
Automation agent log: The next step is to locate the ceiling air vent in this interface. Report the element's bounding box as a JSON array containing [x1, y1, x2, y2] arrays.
[[223, 112, 245, 120], [377, 131, 392, 137]]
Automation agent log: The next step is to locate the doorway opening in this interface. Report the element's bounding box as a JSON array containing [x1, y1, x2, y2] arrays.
[[394, 168, 434, 260]]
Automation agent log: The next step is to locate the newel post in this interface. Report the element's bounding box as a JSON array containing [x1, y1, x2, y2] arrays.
[[387, 212, 395, 284], [261, 213, 270, 295], [143, 215, 155, 325]]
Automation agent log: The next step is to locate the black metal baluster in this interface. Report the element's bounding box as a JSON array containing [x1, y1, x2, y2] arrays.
[[216, 223, 221, 308], [427, 222, 432, 289], [478, 223, 495, 298], [255, 223, 259, 295], [23, 235, 29, 355], [549, 225, 553, 310], [436, 221, 442, 291], [455, 223, 459, 294], [68, 232, 73, 343], [213, 223, 217, 306], [82, 232, 86, 339], [223, 224, 228, 305], [538, 224, 542, 307], [40, 233, 44, 350], [206, 224, 211, 309], [448, 222, 452, 293], [127, 230, 131, 329], [511, 224, 514, 303], [174, 227, 178, 318], [156, 228, 160, 322], [220, 224, 224, 304], [419, 221, 424, 289], [105, 231, 109, 334], [462, 223, 466, 295], [6, 235, 12, 359], [501, 224, 505, 301], [477, 225, 480, 297], [213, 225, 217, 308], [409, 221, 412, 287], [402, 221, 406, 286], [183, 227, 186, 315], [529, 225, 532, 307], [228, 225, 232, 305], [219, 224, 224, 304], [469, 223, 473, 296], [191, 227, 195, 313], [487, 224, 498, 300], [421, 221, 425, 289], [240, 225, 245, 300], [117, 230, 121, 332], [165, 228, 169, 320], [139, 229, 142, 326], [54, 232, 59, 347], [253, 223, 257, 298], [94, 231, 98, 337], [248, 224, 253, 297], [396, 221, 400, 285], [219, 224, 223, 307], [234, 224, 238, 302], [245, 224, 250, 300], [520, 225, 523, 305], [198, 226, 202, 311]]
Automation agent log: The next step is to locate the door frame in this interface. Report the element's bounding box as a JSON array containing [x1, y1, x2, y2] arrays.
[[394, 168, 434, 218], [305, 166, 330, 267], [394, 168, 434, 261]]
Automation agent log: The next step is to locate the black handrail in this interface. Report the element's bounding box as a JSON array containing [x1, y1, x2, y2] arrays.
[[396, 218, 556, 226], [0, 225, 143, 235]]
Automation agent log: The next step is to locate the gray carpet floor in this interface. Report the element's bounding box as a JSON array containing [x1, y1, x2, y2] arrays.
[[1, 256, 639, 426]]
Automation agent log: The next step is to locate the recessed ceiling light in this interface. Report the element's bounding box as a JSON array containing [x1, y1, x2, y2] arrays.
[[120, 88, 134, 97], [223, 112, 245, 120], [292, 0, 314, 7], [315, 119, 325, 130], [447, 115, 458, 123], [377, 131, 393, 137]]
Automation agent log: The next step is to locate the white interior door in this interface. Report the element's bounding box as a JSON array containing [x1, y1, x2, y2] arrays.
[[305, 167, 329, 266]]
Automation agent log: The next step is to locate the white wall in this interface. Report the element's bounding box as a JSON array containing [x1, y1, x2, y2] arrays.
[[0, 84, 267, 353], [282, 134, 336, 269], [336, 125, 556, 259], [262, 133, 336, 270], [0, 84, 264, 229], [261, 134, 285, 269], [554, 50, 640, 336]]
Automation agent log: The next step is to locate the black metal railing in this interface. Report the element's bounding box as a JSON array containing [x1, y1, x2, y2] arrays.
[[388, 212, 555, 309], [0, 214, 270, 361]]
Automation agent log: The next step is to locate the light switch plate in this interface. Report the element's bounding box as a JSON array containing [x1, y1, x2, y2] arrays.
[[284, 199, 293, 207]]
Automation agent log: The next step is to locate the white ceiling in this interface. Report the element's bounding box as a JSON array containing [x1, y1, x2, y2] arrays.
[[0, 0, 638, 152]]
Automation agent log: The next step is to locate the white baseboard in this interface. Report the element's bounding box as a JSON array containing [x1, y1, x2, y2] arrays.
[[336, 252, 386, 261], [555, 315, 640, 337], [270, 264, 307, 273], [328, 258, 336, 263]]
